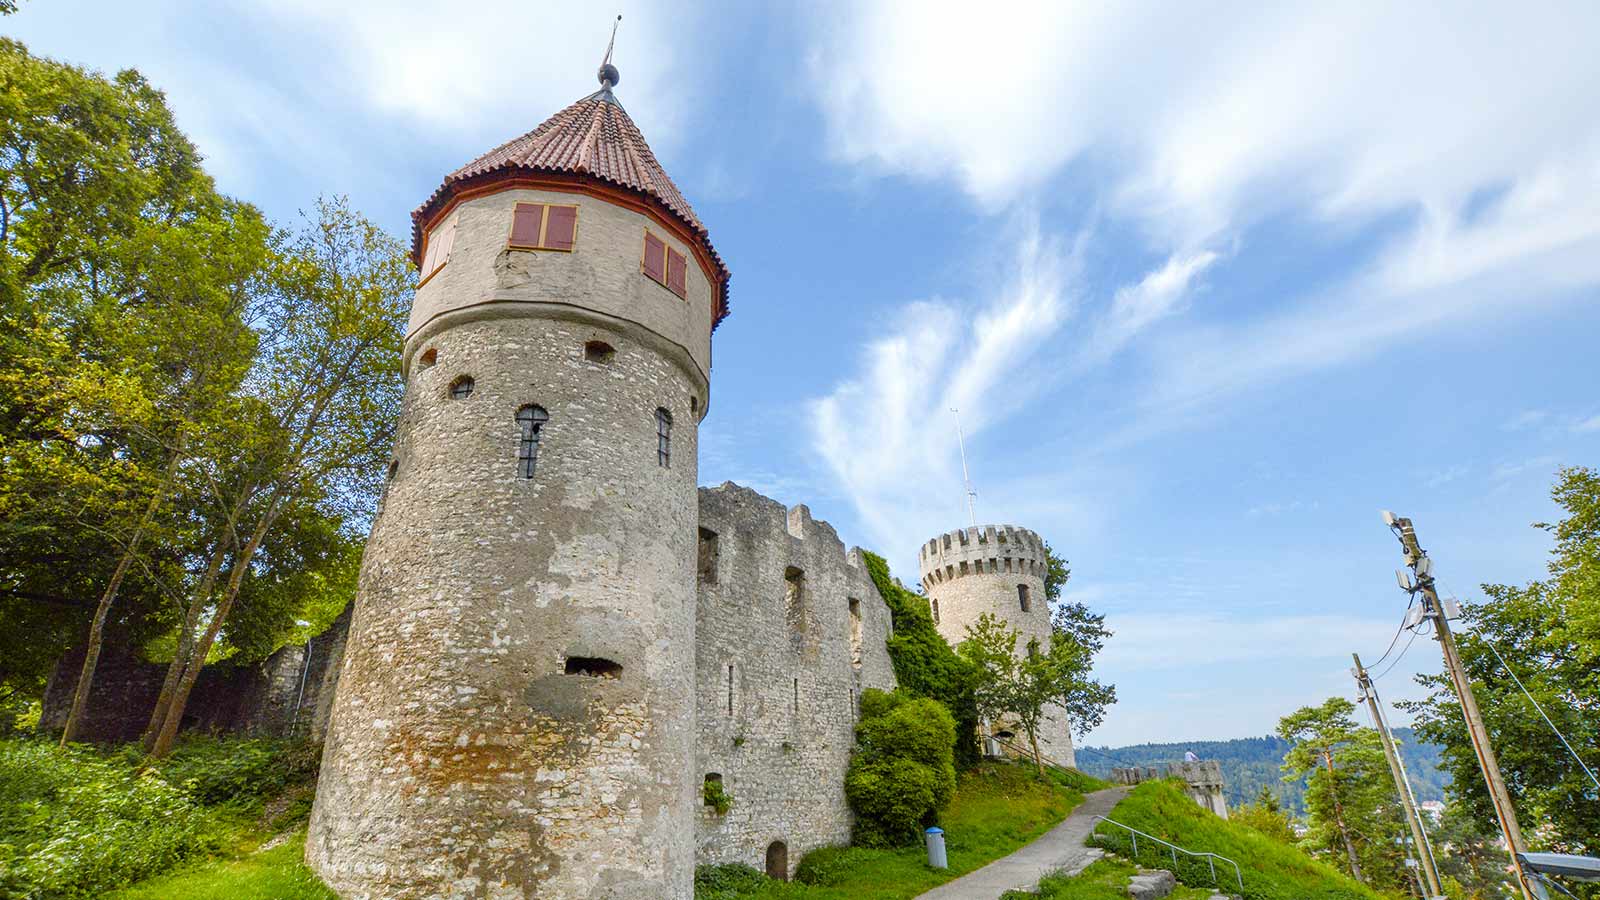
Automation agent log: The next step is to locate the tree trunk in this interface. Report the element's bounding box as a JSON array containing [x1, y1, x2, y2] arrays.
[[150, 492, 283, 758], [1323, 748, 1364, 882], [60, 452, 180, 746], [140, 540, 229, 752], [1029, 729, 1045, 777]]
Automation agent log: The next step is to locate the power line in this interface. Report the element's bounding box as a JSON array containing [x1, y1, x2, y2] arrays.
[[1367, 594, 1418, 671], [1480, 637, 1600, 793], [1371, 624, 1423, 682]]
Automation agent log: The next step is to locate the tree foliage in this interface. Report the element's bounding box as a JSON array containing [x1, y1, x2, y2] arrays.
[[1404, 466, 1600, 860], [860, 551, 981, 768], [844, 688, 958, 848], [1277, 699, 1410, 893]]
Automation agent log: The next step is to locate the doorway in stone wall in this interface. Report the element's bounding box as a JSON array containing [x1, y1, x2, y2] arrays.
[[765, 840, 788, 881]]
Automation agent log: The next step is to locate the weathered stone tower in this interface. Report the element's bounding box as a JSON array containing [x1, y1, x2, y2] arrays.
[[307, 60, 729, 900], [918, 525, 1076, 768]]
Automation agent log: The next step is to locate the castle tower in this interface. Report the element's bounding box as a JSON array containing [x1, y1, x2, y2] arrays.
[[307, 59, 729, 900], [918, 525, 1076, 768]]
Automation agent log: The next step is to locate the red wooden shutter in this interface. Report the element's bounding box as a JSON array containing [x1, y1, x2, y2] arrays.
[[666, 248, 687, 298], [510, 203, 544, 247], [434, 216, 457, 266], [420, 235, 439, 278], [544, 205, 577, 251], [642, 232, 666, 283]]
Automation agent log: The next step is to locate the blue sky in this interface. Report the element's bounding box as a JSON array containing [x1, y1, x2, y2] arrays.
[[13, 1, 1599, 746]]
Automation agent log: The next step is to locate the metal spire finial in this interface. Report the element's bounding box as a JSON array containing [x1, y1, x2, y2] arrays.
[[597, 15, 621, 89]]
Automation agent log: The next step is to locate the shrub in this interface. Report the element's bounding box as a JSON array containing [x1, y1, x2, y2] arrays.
[[793, 844, 875, 886], [703, 776, 733, 815], [693, 863, 769, 900], [845, 689, 957, 847], [860, 551, 981, 769], [128, 735, 320, 807], [0, 738, 229, 899]]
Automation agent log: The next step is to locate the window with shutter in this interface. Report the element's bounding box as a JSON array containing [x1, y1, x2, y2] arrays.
[[544, 205, 577, 251], [642, 231, 666, 283], [507, 203, 578, 252], [666, 248, 687, 298], [419, 215, 457, 284], [509, 203, 544, 247]]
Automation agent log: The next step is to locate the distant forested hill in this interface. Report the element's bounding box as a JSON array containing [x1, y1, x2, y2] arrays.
[[1076, 728, 1449, 816]]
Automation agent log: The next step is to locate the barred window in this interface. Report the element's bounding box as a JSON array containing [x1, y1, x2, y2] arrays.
[[450, 375, 474, 400], [516, 405, 549, 479], [655, 407, 672, 468]]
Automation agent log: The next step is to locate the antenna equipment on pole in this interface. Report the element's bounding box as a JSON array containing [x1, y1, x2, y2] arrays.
[[951, 408, 978, 527]]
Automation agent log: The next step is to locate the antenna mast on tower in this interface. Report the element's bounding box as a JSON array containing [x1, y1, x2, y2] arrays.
[[951, 408, 978, 527]]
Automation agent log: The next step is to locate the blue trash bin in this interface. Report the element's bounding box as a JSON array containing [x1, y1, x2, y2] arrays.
[[925, 826, 948, 869]]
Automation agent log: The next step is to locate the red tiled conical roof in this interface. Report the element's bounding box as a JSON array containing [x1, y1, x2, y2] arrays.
[[412, 87, 729, 325]]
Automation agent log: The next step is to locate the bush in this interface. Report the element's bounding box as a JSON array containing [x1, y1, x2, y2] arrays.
[[0, 738, 229, 899], [860, 551, 981, 769], [693, 863, 769, 900], [703, 776, 733, 815], [845, 689, 957, 847], [127, 736, 320, 807], [793, 844, 876, 886]]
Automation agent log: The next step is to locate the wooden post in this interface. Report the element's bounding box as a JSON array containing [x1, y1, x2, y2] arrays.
[[1353, 652, 1443, 898]]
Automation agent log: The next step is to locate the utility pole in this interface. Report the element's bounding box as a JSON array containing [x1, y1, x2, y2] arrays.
[[1353, 652, 1443, 899], [1383, 512, 1546, 900], [951, 408, 978, 527]]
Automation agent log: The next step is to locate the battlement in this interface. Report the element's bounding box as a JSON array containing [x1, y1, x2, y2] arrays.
[[918, 524, 1048, 585]]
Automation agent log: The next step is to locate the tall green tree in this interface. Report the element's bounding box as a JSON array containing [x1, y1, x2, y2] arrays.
[[143, 196, 408, 757], [1279, 698, 1410, 889], [1405, 466, 1599, 860], [960, 612, 1116, 775]]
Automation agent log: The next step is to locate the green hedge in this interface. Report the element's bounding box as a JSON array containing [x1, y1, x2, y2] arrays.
[[845, 689, 957, 847], [1095, 780, 1389, 900], [860, 551, 980, 769]]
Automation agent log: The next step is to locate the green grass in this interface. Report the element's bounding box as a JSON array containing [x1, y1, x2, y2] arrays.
[[695, 760, 1090, 899], [1093, 779, 1390, 900], [107, 832, 336, 900], [1002, 858, 1214, 899]]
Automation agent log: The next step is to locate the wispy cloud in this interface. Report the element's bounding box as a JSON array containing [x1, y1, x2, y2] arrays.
[[1504, 410, 1550, 431], [1246, 500, 1319, 518], [1100, 612, 1397, 670], [1423, 465, 1470, 489]]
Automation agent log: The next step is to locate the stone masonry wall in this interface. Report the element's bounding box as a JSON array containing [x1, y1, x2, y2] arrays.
[[919, 525, 1076, 768], [1111, 761, 1230, 819], [693, 483, 896, 879]]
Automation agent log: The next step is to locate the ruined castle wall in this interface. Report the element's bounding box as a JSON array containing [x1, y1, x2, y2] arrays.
[[693, 484, 896, 879], [919, 525, 1076, 768]]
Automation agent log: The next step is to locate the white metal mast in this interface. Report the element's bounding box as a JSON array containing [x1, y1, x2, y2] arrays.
[[951, 407, 978, 527]]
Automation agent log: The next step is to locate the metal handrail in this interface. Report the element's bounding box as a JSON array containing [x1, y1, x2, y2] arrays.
[[1091, 815, 1245, 892]]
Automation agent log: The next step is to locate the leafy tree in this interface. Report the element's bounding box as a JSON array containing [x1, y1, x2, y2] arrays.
[[960, 612, 1116, 775], [1432, 801, 1515, 900], [844, 688, 957, 847], [1279, 698, 1409, 888], [143, 197, 407, 757], [1042, 540, 1071, 603], [1404, 466, 1600, 859]]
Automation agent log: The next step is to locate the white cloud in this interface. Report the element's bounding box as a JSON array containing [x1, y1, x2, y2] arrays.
[[808, 219, 1080, 558], [1575, 415, 1600, 434], [1092, 250, 1218, 360], [1423, 465, 1470, 489], [1504, 410, 1551, 431]]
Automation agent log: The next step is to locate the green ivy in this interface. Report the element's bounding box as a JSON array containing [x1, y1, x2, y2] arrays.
[[702, 777, 733, 815], [860, 550, 980, 768]]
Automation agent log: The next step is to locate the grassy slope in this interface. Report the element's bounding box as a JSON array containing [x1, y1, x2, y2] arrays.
[[1094, 780, 1391, 900], [697, 761, 1096, 899], [1006, 858, 1212, 900], [109, 832, 335, 900]]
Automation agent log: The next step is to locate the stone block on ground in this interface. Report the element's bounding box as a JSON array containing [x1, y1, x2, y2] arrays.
[[1127, 868, 1176, 900]]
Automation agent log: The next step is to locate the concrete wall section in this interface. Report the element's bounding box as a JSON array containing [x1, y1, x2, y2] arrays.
[[693, 483, 895, 879]]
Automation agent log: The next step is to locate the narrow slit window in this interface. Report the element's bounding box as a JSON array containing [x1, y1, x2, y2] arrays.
[[516, 405, 549, 479], [848, 597, 862, 669], [726, 663, 734, 716], [449, 375, 474, 400], [1018, 583, 1031, 612], [656, 407, 672, 468], [698, 528, 719, 585], [931, 597, 940, 624], [784, 567, 805, 634], [793, 677, 799, 714]]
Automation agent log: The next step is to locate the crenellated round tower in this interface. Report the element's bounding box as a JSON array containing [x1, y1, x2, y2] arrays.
[[307, 62, 728, 900], [918, 525, 1076, 767]]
